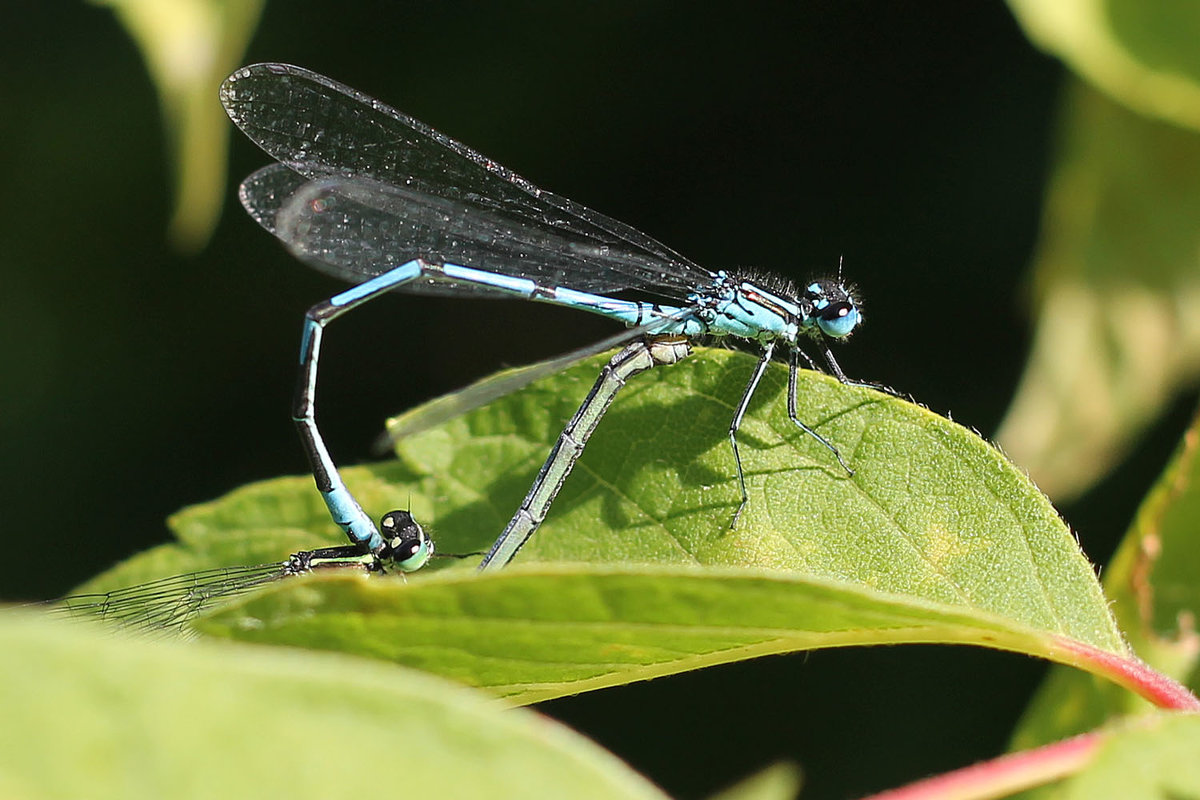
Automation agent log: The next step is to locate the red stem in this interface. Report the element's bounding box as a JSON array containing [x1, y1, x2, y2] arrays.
[[859, 732, 1103, 800], [1052, 636, 1200, 711]]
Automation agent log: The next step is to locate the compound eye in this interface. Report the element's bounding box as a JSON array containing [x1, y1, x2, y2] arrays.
[[816, 302, 860, 338], [395, 535, 433, 572], [380, 510, 434, 572]]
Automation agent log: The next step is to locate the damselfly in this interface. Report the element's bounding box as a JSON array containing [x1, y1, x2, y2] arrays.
[[55, 510, 432, 633], [221, 63, 872, 570]]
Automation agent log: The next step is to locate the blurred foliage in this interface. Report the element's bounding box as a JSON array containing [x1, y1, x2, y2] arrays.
[[1009, 0, 1200, 133], [1017, 714, 1200, 800], [96, 0, 264, 250], [0, 612, 671, 800], [1000, 3, 1200, 501], [995, 80, 1200, 500]]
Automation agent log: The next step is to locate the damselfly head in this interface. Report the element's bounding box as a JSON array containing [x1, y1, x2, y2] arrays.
[[803, 279, 861, 339], [379, 510, 434, 572]]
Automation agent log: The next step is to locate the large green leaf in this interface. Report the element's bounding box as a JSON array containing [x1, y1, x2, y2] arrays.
[[69, 349, 1130, 704], [0, 611, 666, 800], [380, 351, 1113, 623], [194, 565, 1131, 706]]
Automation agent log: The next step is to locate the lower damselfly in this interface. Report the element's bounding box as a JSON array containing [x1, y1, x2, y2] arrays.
[[54, 510, 432, 633]]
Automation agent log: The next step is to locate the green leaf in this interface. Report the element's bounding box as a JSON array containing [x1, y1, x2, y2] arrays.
[[196, 565, 1130, 706], [1013, 405, 1200, 749], [0, 611, 667, 800], [77, 348, 1128, 703], [96, 0, 265, 251], [399, 349, 1118, 645], [995, 80, 1200, 500], [876, 713, 1200, 799], [1008, 0, 1200, 132], [706, 763, 801, 800], [1028, 714, 1200, 799]]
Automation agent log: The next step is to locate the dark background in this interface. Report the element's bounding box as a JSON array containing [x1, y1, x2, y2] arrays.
[[2, 3, 1188, 798]]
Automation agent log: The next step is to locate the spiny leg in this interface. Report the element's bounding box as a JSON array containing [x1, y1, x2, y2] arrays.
[[787, 347, 853, 475], [728, 342, 776, 528], [819, 342, 897, 396], [478, 336, 692, 571]]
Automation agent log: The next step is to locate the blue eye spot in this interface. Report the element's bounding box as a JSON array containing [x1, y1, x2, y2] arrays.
[[818, 306, 859, 338]]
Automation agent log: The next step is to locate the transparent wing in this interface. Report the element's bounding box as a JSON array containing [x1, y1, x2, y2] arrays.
[[222, 63, 713, 296], [240, 165, 701, 299], [54, 564, 285, 634], [378, 313, 693, 449]]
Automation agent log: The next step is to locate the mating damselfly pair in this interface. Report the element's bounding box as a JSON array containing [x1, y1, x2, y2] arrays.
[[58, 63, 877, 629]]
